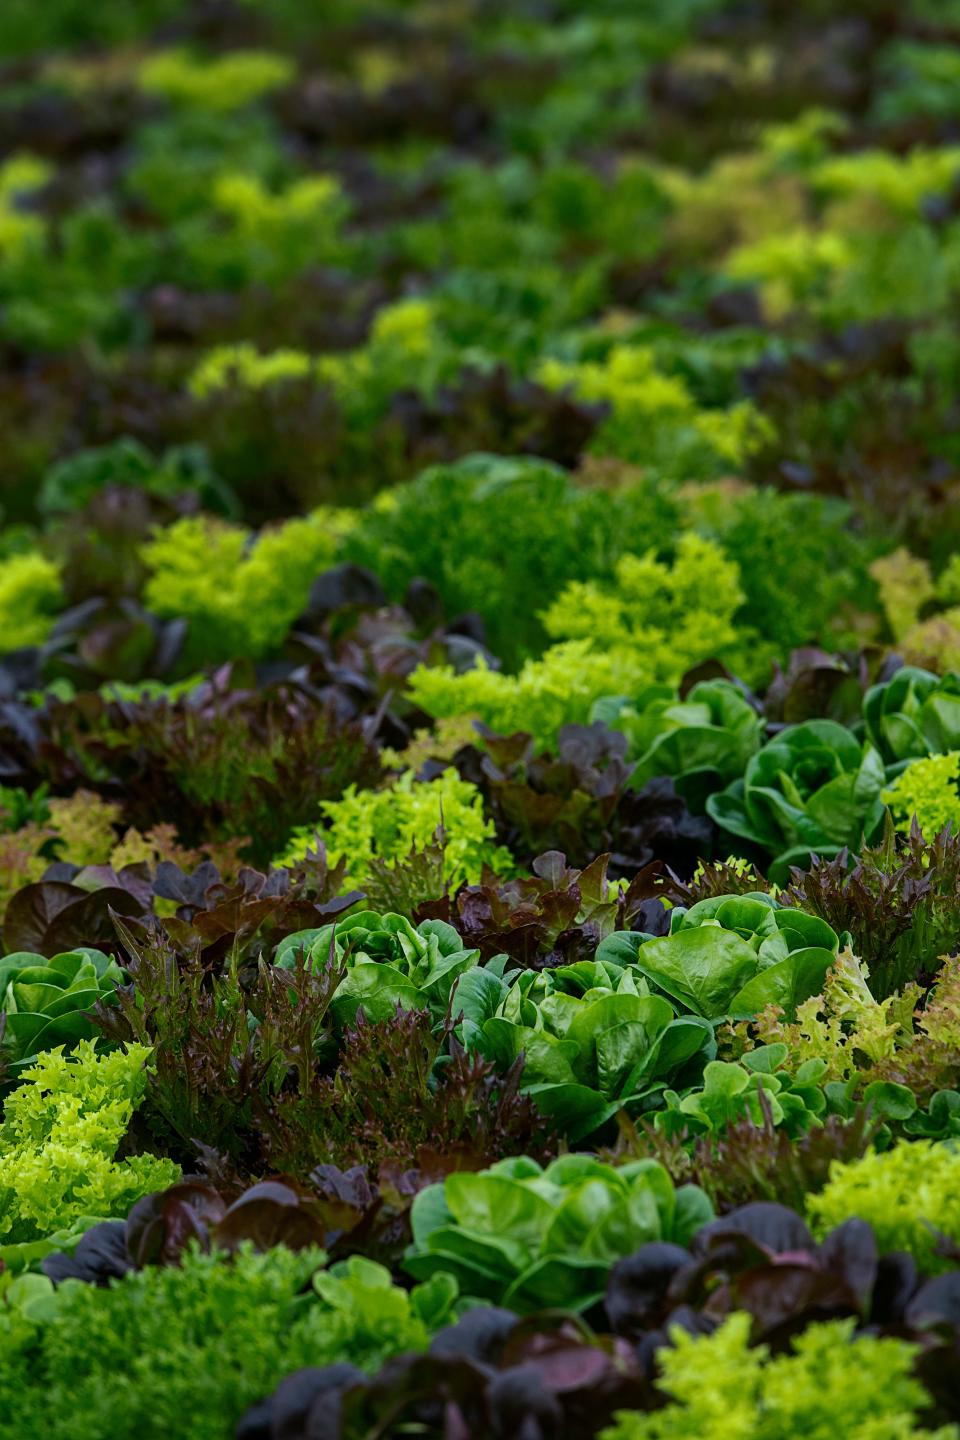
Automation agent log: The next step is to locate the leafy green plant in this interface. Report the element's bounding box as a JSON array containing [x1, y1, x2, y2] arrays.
[[600, 1312, 954, 1440], [654, 1047, 829, 1140], [461, 956, 714, 1142], [39, 439, 234, 519], [688, 487, 879, 683], [279, 909, 482, 1030], [593, 678, 763, 809], [863, 666, 960, 773], [0, 1246, 449, 1440], [404, 1153, 712, 1313], [874, 41, 960, 125], [0, 948, 124, 1076], [410, 534, 744, 747], [140, 510, 348, 667], [0, 552, 62, 653], [536, 343, 771, 476], [883, 754, 960, 839], [137, 48, 295, 112], [869, 953, 960, 1106], [707, 720, 887, 881], [0, 1041, 178, 1270], [732, 945, 918, 1082], [599, 893, 840, 1022], [808, 1139, 960, 1275], [279, 769, 513, 888], [344, 453, 679, 668]]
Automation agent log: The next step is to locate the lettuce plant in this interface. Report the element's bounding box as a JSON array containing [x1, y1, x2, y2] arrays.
[[599, 893, 840, 1022], [863, 665, 960, 772], [179, 170, 349, 289], [0, 552, 62, 653], [38, 438, 234, 519], [280, 910, 481, 1029], [600, 1312, 952, 1440], [460, 957, 714, 1142], [0, 947, 124, 1076], [535, 343, 771, 476], [410, 534, 744, 747], [0, 1247, 447, 1440], [868, 954, 960, 1107], [137, 49, 295, 112], [593, 678, 763, 809], [734, 945, 918, 1082], [688, 486, 879, 682], [0, 1041, 178, 1270], [882, 753, 960, 838], [279, 768, 513, 888], [653, 1047, 829, 1140], [140, 510, 348, 667], [707, 720, 887, 881], [808, 1139, 960, 1275], [780, 817, 960, 996], [344, 453, 679, 667], [404, 1153, 712, 1313], [257, 1006, 556, 1180]]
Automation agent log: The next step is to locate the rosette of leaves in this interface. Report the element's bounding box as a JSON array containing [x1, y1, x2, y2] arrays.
[[592, 678, 764, 810], [598, 893, 840, 1022], [863, 665, 960, 774], [653, 1047, 831, 1140], [278, 911, 480, 1028], [403, 1154, 712, 1314], [706, 719, 887, 882], [458, 956, 714, 1142], [0, 947, 125, 1076]]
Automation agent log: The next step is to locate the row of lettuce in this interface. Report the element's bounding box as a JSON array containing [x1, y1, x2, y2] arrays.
[[5, 0, 960, 1435], [5, 498, 960, 887], [2, 0, 960, 571], [4, 876, 960, 1436]]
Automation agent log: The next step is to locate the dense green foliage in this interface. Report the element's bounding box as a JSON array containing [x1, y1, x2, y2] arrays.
[[601, 1313, 955, 1440], [4, 0, 960, 1435]]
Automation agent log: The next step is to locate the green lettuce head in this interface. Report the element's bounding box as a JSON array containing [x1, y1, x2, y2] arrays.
[[706, 719, 887, 882], [598, 893, 840, 1021], [277, 911, 480, 1028], [593, 678, 764, 810], [863, 665, 960, 773], [404, 1153, 712, 1313]]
